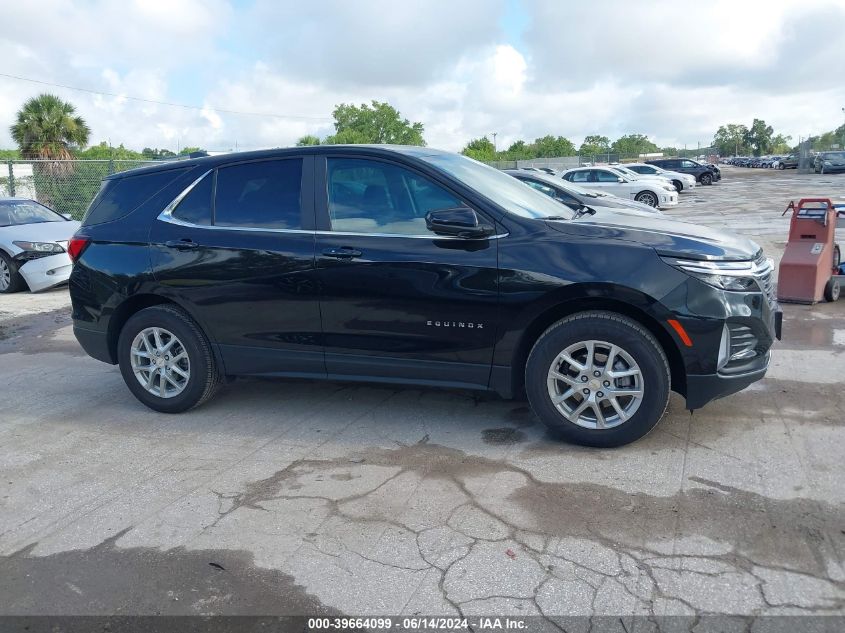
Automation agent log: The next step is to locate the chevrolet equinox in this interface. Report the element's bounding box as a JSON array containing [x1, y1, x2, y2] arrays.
[[68, 146, 782, 447]]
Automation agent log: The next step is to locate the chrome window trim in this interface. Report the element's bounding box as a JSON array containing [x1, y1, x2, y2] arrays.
[[157, 168, 507, 239]]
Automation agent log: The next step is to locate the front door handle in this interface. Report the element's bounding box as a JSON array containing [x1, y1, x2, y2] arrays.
[[164, 239, 199, 250], [322, 247, 362, 259]]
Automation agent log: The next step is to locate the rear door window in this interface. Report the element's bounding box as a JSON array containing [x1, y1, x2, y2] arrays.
[[569, 170, 590, 183], [172, 173, 212, 226], [214, 159, 303, 229]]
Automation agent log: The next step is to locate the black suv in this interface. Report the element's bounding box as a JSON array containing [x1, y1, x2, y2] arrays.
[[68, 146, 781, 447], [646, 158, 721, 185]]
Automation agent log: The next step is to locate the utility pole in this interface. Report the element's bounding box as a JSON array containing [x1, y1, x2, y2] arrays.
[[492, 132, 498, 154]]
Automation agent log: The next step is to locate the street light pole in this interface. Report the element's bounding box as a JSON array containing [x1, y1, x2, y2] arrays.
[[492, 132, 498, 154]]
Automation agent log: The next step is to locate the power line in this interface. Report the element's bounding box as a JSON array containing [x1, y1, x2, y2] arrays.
[[0, 72, 332, 122]]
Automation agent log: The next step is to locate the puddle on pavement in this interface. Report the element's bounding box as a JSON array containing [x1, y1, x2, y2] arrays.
[[0, 530, 341, 616], [481, 427, 526, 445]]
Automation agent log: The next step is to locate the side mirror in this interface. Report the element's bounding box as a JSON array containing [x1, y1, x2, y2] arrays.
[[61, 213, 73, 220], [617, 177, 625, 183], [425, 207, 493, 239]]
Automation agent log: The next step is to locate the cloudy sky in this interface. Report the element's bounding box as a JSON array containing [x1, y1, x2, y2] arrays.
[[1, 0, 844, 153]]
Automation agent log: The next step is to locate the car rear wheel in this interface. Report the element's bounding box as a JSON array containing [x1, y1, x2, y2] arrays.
[[0, 251, 25, 294], [634, 191, 658, 207], [525, 311, 670, 447], [824, 277, 840, 302], [699, 173, 713, 185], [118, 304, 221, 413]]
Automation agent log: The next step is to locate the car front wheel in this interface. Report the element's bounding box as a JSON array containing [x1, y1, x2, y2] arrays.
[[0, 251, 25, 294], [699, 173, 713, 185], [525, 311, 670, 447], [118, 304, 221, 413], [634, 191, 659, 207]]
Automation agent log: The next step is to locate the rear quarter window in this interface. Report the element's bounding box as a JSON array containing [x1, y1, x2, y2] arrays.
[[82, 167, 189, 226]]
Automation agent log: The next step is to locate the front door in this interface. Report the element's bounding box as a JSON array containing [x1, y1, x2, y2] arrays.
[[149, 156, 323, 376], [314, 155, 500, 389]]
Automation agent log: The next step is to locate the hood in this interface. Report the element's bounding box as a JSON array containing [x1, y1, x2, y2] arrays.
[[0, 220, 81, 245], [545, 210, 759, 261]]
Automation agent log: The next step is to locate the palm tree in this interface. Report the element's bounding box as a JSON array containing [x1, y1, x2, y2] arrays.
[[10, 94, 91, 160]]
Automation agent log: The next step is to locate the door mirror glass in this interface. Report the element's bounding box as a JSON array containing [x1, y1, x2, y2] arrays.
[[61, 213, 73, 220], [425, 207, 493, 238]]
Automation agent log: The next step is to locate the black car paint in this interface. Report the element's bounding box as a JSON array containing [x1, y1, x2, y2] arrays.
[[70, 146, 778, 410], [647, 158, 721, 183]]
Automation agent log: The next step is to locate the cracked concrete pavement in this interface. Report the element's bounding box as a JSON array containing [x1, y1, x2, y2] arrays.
[[0, 168, 844, 624]]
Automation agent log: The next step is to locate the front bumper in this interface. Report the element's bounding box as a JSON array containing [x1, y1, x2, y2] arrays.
[[659, 192, 679, 208], [17, 253, 73, 292], [685, 356, 769, 409]]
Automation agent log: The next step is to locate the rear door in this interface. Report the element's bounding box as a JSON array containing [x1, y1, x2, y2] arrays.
[[150, 156, 324, 376], [313, 154, 500, 388]]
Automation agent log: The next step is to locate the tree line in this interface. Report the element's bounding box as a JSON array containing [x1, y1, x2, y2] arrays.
[[6, 94, 845, 164]]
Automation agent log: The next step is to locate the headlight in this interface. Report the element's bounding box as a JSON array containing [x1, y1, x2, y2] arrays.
[[824, 161, 832, 166], [662, 185, 676, 192], [661, 257, 760, 291], [12, 241, 65, 253]]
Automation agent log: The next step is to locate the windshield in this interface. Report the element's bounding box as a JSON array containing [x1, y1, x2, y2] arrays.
[[612, 166, 639, 178], [824, 152, 845, 159], [422, 153, 574, 219], [0, 200, 64, 227]]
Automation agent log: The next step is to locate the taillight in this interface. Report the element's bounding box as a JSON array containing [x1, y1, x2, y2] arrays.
[[67, 236, 91, 263]]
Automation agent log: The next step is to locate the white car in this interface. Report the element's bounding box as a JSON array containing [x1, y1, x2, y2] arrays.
[[608, 165, 677, 190], [0, 198, 81, 293], [560, 167, 679, 209], [619, 163, 697, 193]]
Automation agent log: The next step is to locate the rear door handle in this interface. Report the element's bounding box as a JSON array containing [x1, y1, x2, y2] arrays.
[[164, 239, 199, 250], [322, 247, 362, 259]]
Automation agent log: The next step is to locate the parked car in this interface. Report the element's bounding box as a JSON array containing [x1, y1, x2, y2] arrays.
[[647, 158, 721, 185], [608, 165, 677, 190], [560, 166, 679, 208], [814, 151, 845, 174], [0, 198, 82, 293], [504, 170, 661, 214], [69, 146, 781, 447], [776, 155, 800, 169], [621, 163, 697, 193]]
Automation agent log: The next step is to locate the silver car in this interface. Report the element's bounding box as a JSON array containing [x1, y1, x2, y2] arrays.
[[0, 198, 81, 293]]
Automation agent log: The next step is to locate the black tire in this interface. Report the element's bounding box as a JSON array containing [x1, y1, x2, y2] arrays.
[[117, 304, 221, 413], [699, 173, 713, 185], [525, 311, 670, 448], [634, 190, 659, 207], [778, 163, 786, 170], [833, 244, 841, 271], [672, 180, 683, 192], [0, 251, 26, 294], [824, 278, 840, 302]]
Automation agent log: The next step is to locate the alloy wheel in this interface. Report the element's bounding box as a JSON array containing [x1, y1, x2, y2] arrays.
[[130, 327, 190, 398], [546, 339, 644, 430], [0, 258, 10, 291], [638, 192, 657, 207]]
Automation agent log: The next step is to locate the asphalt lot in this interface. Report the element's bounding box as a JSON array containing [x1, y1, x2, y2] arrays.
[[1, 167, 844, 624]]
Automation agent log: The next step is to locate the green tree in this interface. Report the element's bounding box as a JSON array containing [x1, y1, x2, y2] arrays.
[[533, 135, 576, 157], [76, 142, 144, 160], [0, 149, 20, 160], [179, 146, 204, 155], [296, 135, 321, 146], [461, 137, 496, 161], [323, 101, 425, 145], [10, 94, 91, 159], [141, 147, 177, 159], [610, 134, 659, 157], [712, 124, 749, 156], [579, 135, 610, 156], [770, 133, 792, 154], [744, 119, 774, 156], [503, 140, 534, 160]]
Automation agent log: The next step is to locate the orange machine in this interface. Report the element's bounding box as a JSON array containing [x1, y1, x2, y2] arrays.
[[777, 198, 843, 304]]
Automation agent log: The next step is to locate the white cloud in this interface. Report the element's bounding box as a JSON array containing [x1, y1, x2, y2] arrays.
[[0, 0, 843, 154]]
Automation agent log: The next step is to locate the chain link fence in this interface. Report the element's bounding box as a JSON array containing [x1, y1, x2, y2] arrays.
[[1, 159, 163, 220]]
